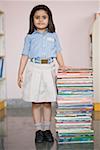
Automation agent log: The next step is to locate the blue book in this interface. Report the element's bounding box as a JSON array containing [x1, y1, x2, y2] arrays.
[[0, 58, 4, 78]]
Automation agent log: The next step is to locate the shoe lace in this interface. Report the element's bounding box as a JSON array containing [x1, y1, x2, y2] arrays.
[[45, 130, 52, 136]]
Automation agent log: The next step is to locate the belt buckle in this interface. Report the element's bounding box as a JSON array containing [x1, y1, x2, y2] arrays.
[[41, 59, 48, 64]]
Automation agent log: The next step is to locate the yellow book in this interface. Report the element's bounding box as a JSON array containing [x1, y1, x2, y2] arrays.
[[94, 103, 100, 111], [0, 100, 6, 110]]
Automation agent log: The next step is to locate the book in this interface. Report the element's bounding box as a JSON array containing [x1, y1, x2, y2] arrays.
[[0, 58, 4, 77]]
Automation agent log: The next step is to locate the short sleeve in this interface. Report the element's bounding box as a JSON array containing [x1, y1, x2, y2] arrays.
[[22, 34, 31, 56], [53, 32, 62, 52]]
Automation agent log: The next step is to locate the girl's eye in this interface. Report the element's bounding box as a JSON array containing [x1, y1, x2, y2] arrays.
[[43, 16, 47, 19], [35, 16, 40, 19], [34, 15, 47, 20]]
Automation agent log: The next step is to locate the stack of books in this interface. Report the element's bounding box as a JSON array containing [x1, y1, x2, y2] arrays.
[[55, 68, 94, 144]]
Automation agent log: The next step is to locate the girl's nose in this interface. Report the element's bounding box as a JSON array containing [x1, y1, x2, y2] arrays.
[[39, 17, 43, 22]]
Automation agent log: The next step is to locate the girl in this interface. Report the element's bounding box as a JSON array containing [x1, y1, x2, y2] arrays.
[[17, 4, 65, 143]]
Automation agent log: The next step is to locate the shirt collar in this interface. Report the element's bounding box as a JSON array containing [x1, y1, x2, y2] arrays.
[[34, 28, 48, 35]]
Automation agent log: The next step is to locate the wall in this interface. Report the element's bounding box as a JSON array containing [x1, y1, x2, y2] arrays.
[[0, 1, 99, 99]]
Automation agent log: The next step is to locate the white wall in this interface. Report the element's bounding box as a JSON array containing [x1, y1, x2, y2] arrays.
[[0, 1, 99, 99]]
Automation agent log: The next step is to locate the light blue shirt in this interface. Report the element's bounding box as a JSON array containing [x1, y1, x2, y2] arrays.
[[22, 30, 61, 58]]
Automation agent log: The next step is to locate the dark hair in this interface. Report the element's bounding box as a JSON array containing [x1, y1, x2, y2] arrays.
[[28, 4, 55, 34]]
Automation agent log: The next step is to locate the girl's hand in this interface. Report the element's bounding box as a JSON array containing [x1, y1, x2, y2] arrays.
[[58, 65, 66, 72], [17, 74, 23, 88], [65, 66, 72, 71], [58, 65, 72, 72]]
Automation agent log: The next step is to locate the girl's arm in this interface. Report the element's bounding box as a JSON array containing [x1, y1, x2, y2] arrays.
[[17, 55, 28, 88], [56, 51, 65, 72]]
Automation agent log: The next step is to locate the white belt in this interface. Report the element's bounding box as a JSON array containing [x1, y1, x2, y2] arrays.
[[30, 57, 54, 64]]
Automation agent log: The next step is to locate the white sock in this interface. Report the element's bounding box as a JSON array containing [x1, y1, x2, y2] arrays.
[[43, 121, 51, 131], [34, 123, 42, 131]]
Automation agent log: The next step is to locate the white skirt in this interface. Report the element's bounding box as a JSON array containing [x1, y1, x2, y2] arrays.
[[22, 60, 57, 102]]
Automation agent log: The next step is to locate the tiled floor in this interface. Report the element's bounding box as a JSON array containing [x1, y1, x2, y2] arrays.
[[0, 100, 100, 150]]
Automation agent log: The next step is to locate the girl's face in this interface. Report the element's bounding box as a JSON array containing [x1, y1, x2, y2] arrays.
[[34, 9, 49, 32]]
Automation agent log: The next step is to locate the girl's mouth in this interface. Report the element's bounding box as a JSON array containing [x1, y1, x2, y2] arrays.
[[38, 23, 44, 25]]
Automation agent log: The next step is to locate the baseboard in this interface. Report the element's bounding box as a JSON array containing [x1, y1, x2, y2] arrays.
[[94, 103, 100, 111], [0, 100, 7, 110], [0, 100, 100, 111]]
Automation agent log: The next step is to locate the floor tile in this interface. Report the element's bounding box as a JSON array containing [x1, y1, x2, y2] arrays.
[[0, 104, 100, 150]]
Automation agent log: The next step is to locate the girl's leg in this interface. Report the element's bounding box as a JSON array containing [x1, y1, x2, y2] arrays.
[[32, 102, 43, 131], [42, 102, 54, 142], [32, 102, 44, 143], [42, 102, 52, 130]]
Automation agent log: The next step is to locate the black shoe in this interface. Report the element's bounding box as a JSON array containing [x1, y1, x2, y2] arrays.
[[35, 130, 44, 143], [43, 130, 54, 142], [35, 141, 54, 150]]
